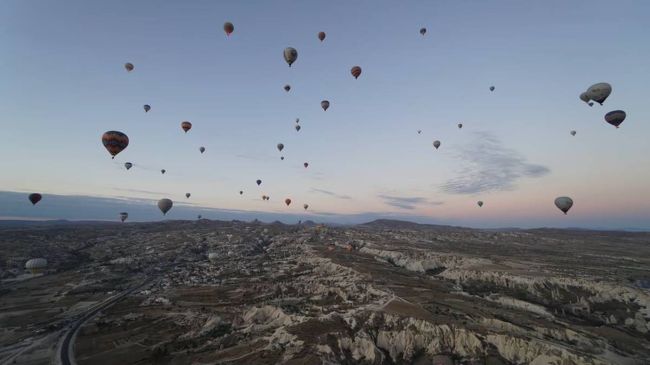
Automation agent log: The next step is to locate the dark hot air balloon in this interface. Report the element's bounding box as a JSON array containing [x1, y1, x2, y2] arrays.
[[284, 84, 291, 92], [143, 104, 151, 113], [28, 193, 42, 205], [321, 100, 330, 111], [283, 47, 298, 67], [239, 190, 243, 195], [586, 83, 612, 105], [223, 22, 234, 36], [256, 179, 262, 186], [161, 169, 166, 174], [304, 204, 309, 210], [295, 124, 301, 132], [554, 197, 573, 215], [124, 63, 134, 72], [181, 121, 192, 133], [285, 198, 292, 206], [120, 212, 128, 222], [304, 162, 308, 168], [125, 162, 133, 170], [351, 66, 362, 79], [186, 193, 191, 198], [158, 198, 173, 215], [477, 201, 484, 207], [489, 86, 495, 92], [604, 110, 626, 128], [420, 28, 427, 35], [102, 131, 129, 159], [318, 31, 326, 42], [433, 140, 441, 150], [199, 146, 205, 154], [277, 143, 284, 152]]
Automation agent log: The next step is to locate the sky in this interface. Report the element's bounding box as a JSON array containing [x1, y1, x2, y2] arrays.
[[1, 0, 649, 229]]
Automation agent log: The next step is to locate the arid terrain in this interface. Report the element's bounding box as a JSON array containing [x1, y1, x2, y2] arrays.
[[1, 219, 649, 364]]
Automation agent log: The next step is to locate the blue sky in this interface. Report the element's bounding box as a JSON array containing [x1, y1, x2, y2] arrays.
[[1, 0, 649, 229]]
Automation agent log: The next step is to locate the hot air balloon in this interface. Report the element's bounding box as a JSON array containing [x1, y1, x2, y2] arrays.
[[295, 124, 301, 132], [102, 131, 129, 159], [295, 118, 300, 124], [277, 143, 284, 152], [25, 258, 47, 274], [570, 130, 577, 136], [579, 92, 590, 104], [318, 31, 326, 42], [280, 156, 284, 160], [158, 198, 173, 215], [181, 121, 192, 133], [199, 146, 206, 154], [417, 130, 422, 134], [477, 201, 484, 207], [124, 63, 134, 72], [284, 84, 291, 92], [433, 140, 441, 150], [28, 193, 42, 205], [285, 198, 292, 206], [458, 123, 463, 129], [588, 102, 594, 107], [351, 66, 362, 79], [223, 22, 234, 36], [161, 169, 166, 174], [304, 204, 309, 210], [420, 27, 427, 35], [198, 215, 202, 219], [125, 162, 133, 170], [489, 86, 495, 92], [304, 162, 309, 168], [605, 110, 626, 128], [143, 104, 151, 113], [186, 193, 191, 198], [256, 179, 262, 186], [120, 212, 128, 222], [586, 83, 612, 105], [554, 196, 573, 215], [239, 190, 243, 195], [283, 47, 298, 67], [321, 100, 330, 111]]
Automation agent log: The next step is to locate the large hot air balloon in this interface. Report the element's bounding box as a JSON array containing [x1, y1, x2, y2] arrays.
[[579, 92, 590, 104], [304, 204, 309, 210], [586, 83, 612, 105], [158, 198, 173, 215], [199, 146, 206, 154], [143, 104, 151, 113], [25, 258, 47, 274], [125, 162, 133, 170], [458, 123, 463, 129], [489, 86, 495, 92], [283, 47, 298, 67], [28, 193, 42, 205], [285, 198, 292, 206], [102, 131, 129, 159], [351, 66, 362, 79], [318, 31, 326, 42], [304, 162, 309, 168], [433, 140, 441, 150], [223, 22, 234, 36], [161, 169, 166, 174], [477, 201, 484, 207], [256, 179, 262, 186], [186, 193, 191, 198], [570, 130, 577, 136], [181, 121, 192, 133], [604, 110, 626, 128], [295, 124, 301, 132], [277, 143, 284, 152], [554, 197, 573, 215], [120, 212, 128, 222], [420, 27, 427, 35], [124, 63, 134, 72], [284, 84, 291, 92], [321, 100, 330, 111]]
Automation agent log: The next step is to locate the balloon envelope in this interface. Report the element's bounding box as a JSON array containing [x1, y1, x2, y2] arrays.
[[433, 140, 441, 149], [256, 179, 262, 186], [28, 193, 42, 205], [161, 169, 166, 174], [120, 212, 128, 222], [284, 84, 291, 92], [477, 201, 484, 207], [158, 198, 173, 215], [124, 63, 134, 72], [295, 125, 301, 132], [181, 121, 192, 133], [570, 130, 576, 136], [579, 92, 590, 103], [102, 131, 129, 159], [489, 86, 495, 91], [223, 22, 234, 36], [143, 104, 151, 112], [321, 100, 330, 111], [351, 66, 362, 79], [277, 143, 284, 152], [304, 204, 309, 210], [458, 123, 463, 129], [586, 83, 612, 105], [304, 162, 308, 168], [604, 110, 626, 128], [420, 27, 426, 35], [125, 162, 133, 170], [199, 146, 205, 153], [554, 197, 573, 214], [318, 31, 326, 41], [283, 47, 298, 67], [285, 198, 292, 206], [186, 193, 191, 198]]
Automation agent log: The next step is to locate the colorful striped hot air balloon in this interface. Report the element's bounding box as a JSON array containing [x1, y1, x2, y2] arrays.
[[102, 131, 129, 159], [181, 121, 192, 133], [351, 66, 362, 79]]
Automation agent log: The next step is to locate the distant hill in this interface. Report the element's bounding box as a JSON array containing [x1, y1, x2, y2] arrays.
[[0, 220, 118, 228], [357, 219, 459, 231]]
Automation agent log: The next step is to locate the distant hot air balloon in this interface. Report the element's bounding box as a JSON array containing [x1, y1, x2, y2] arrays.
[[318, 31, 326, 42], [181, 121, 192, 133], [604, 110, 626, 128], [223, 22, 234, 36], [283, 47, 298, 67], [186, 193, 191, 198], [433, 140, 441, 150], [277, 143, 284, 152], [28, 193, 42, 206], [489, 86, 495, 92], [554, 196, 573, 215], [124, 162, 133, 170], [284, 84, 291, 92], [120, 212, 128, 222], [256, 179, 262, 186], [417, 130, 422, 134], [420, 27, 427, 35], [158, 198, 173, 215], [458, 123, 463, 129], [285, 198, 292, 206], [25, 258, 47, 274], [143, 104, 151, 113], [304, 162, 309, 168], [586, 83, 612, 105], [199, 146, 206, 154], [295, 124, 301, 132], [579, 92, 590, 104], [198, 214, 202, 219], [588, 102, 594, 107], [295, 118, 300, 124], [477, 201, 484, 207], [161, 169, 166, 174], [570, 130, 577, 136], [102, 131, 129, 159], [303, 204, 309, 210], [239, 190, 243, 195], [351, 66, 362, 79], [124, 63, 134, 72], [321, 100, 330, 111], [280, 156, 284, 160]]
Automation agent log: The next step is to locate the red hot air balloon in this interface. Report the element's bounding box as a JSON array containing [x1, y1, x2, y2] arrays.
[[181, 121, 192, 133], [318, 31, 326, 42], [224, 22, 234, 36], [28, 193, 42, 205], [351, 66, 362, 79], [285, 198, 292, 206], [102, 131, 129, 159]]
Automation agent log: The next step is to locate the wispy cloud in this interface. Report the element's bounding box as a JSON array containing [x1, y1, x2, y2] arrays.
[[310, 188, 352, 200], [378, 194, 444, 210], [111, 187, 171, 196], [441, 131, 549, 194]]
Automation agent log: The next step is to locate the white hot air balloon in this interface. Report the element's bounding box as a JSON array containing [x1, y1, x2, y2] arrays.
[[25, 258, 47, 274]]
